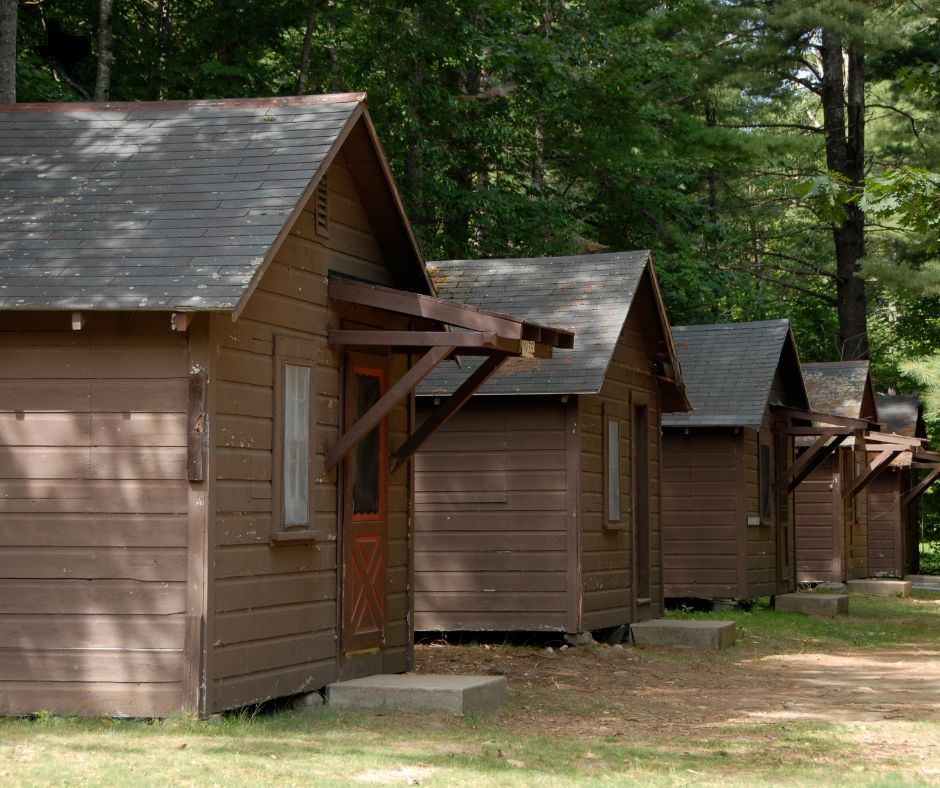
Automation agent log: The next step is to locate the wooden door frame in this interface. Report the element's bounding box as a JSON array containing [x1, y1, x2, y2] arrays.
[[630, 389, 652, 618], [338, 348, 390, 658]]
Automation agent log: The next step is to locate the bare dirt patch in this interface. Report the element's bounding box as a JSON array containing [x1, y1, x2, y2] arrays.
[[414, 639, 940, 738]]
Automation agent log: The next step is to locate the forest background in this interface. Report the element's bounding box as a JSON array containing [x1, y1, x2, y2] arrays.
[[1, 0, 938, 532]]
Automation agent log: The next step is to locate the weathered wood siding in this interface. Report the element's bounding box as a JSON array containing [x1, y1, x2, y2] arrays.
[[744, 418, 784, 597], [0, 314, 189, 716], [208, 147, 413, 713], [661, 430, 741, 599], [795, 455, 841, 583], [579, 274, 664, 629], [413, 398, 569, 632], [868, 471, 902, 578]]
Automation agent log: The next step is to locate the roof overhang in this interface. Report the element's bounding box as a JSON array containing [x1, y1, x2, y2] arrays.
[[324, 275, 574, 472], [642, 258, 692, 412]]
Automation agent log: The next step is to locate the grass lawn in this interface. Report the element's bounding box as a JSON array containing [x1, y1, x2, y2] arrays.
[[1, 592, 939, 786]]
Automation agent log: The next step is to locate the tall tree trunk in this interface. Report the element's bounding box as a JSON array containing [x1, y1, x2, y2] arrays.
[[820, 28, 869, 360], [93, 0, 114, 102], [704, 95, 718, 251], [152, 0, 172, 99], [0, 0, 17, 103], [297, 0, 325, 94]]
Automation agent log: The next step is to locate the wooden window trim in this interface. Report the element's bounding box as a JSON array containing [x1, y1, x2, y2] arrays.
[[775, 433, 792, 525], [632, 391, 651, 602], [759, 439, 773, 525], [603, 402, 625, 530], [271, 335, 320, 545], [349, 360, 388, 523]]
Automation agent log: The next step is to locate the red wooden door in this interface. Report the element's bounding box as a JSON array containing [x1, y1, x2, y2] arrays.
[[342, 354, 388, 653]]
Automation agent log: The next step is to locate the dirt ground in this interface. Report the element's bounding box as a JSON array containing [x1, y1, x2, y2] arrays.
[[414, 636, 940, 738]]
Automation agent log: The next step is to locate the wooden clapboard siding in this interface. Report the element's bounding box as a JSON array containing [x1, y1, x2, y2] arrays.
[[868, 470, 902, 578], [0, 314, 189, 717], [795, 455, 842, 582], [208, 149, 413, 712], [745, 422, 776, 597], [580, 274, 664, 630], [413, 399, 569, 632], [661, 429, 742, 599]]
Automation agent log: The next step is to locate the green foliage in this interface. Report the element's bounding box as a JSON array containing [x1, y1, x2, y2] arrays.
[[6, 0, 940, 414], [863, 168, 940, 255]]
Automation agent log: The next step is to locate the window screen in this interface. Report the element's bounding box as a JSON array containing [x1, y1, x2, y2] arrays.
[[607, 418, 621, 522], [283, 364, 310, 526]]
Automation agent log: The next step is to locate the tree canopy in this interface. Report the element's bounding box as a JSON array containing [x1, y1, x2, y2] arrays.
[[5, 0, 940, 426]]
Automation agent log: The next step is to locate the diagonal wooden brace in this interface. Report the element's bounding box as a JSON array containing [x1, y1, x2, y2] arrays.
[[389, 354, 506, 473], [901, 463, 940, 507], [324, 345, 455, 471], [846, 447, 903, 498], [778, 429, 847, 493]]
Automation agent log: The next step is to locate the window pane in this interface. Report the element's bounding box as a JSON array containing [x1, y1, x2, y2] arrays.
[[607, 419, 620, 522], [353, 373, 382, 516], [283, 364, 310, 526]]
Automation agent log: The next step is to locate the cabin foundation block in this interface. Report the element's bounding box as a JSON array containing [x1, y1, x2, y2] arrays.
[[905, 575, 940, 591], [774, 593, 848, 616], [325, 674, 508, 715], [630, 619, 736, 650], [847, 579, 912, 598]]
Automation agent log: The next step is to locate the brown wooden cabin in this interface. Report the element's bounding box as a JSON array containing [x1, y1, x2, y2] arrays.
[[412, 252, 690, 635], [660, 320, 810, 601], [868, 395, 928, 578], [794, 362, 878, 583], [0, 96, 571, 717]]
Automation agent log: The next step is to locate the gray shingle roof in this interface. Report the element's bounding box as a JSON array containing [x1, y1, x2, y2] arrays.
[[0, 95, 364, 311], [801, 361, 872, 420], [876, 395, 925, 438], [416, 251, 657, 396], [661, 319, 797, 428]]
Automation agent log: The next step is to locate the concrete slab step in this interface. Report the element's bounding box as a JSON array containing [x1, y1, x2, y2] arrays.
[[906, 575, 940, 591], [630, 619, 736, 650], [846, 578, 912, 598], [325, 674, 507, 715], [775, 592, 848, 616]]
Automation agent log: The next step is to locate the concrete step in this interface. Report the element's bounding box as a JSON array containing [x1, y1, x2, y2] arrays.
[[325, 674, 507, 715], [630, 619, 736, 650], [846, 578, 912, 598], [775, 592, 848, 616], [906, 575, 940, 591]]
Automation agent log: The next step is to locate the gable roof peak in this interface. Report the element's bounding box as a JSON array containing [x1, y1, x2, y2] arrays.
[[663, 319, 804, 428], [418, 251, 683, 399], [0, 93, 429, 313]]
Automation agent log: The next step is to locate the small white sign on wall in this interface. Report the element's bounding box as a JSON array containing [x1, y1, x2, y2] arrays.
[[746, 514, 762, 527]]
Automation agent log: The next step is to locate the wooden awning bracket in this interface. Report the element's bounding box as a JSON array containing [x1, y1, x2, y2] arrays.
[[328, 275, 575, 349], [778, 429, 848, 493], [773, 406, 877, 434], [901, 459, 940, 507], [324, 274, 575, 472], [867, 431, 922, 448], [389, 354, 506, 473], [324, 345, 454, 471], [846, 447, 904, 498], [327, 329, 549, 358]]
